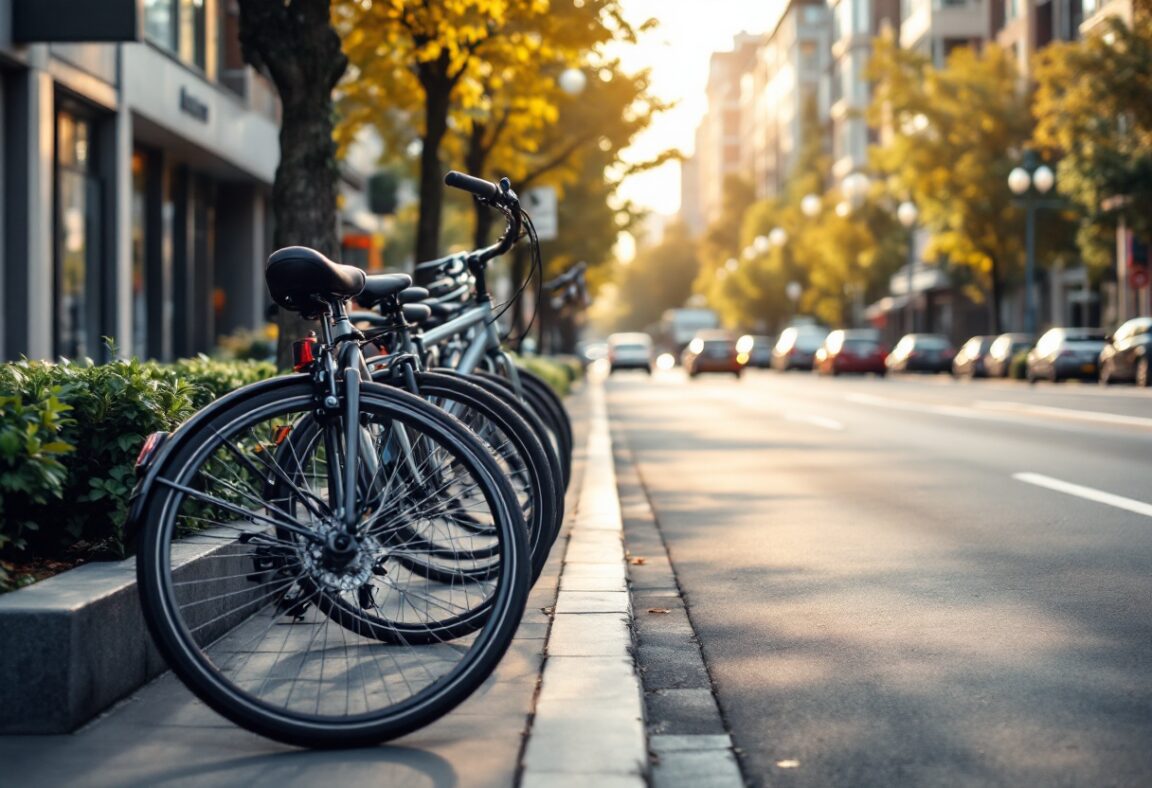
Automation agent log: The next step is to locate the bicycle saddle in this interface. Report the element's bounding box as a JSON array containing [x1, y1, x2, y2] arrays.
[[266, 246, 366, 316], [358, 273, 415, 308], [402, 304, 432, 325]]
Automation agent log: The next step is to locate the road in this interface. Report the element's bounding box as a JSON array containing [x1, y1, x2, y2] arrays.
[[605, 366, 1152, 787]]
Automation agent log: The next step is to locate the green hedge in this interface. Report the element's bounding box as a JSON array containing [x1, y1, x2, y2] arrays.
[[513, 354, 584, 397], [0, 356, 275, 590]]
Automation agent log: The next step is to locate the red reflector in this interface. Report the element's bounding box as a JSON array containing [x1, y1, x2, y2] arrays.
[[135, 431, 169, 472], [293, 336, 318, 371], [273, 425, 292, 446]]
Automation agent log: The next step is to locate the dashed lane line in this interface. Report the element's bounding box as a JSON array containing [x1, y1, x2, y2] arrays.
[[1013, 472, 1152, 519]]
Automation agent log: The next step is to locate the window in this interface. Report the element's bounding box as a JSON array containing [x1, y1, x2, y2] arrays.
[[54, 109, 103, 360], [145, 0, 207, 70]]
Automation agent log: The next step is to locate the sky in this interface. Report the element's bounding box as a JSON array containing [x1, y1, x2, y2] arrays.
[[611, 1, 785, 215]]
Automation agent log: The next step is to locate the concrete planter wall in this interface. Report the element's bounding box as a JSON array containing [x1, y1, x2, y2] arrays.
[[0, 532, 255, 734]]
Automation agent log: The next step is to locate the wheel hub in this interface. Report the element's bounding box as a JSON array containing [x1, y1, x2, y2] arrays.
[[300, 522, 384, 592]]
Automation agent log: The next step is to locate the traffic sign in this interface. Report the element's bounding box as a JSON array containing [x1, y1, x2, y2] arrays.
[[523, 186, 558, 241], [1130, 265, 1149, 290]]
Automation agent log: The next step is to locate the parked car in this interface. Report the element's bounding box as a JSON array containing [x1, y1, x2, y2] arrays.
[[1025, 327, 1108, 383], [985, 333, 1034, 378], [952, 335, 996, 378], [771, 325, 829, 371], [1099, 316, 1152, 387], [885, 333, 956, 374], [736, 334, 775, 368], [607, 332, 653, 375], [682, 331, 744, 377], [814, 329, 887, 376]]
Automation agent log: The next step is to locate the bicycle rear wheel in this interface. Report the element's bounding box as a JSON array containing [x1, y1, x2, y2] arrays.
[[135, 379, 529, 748]]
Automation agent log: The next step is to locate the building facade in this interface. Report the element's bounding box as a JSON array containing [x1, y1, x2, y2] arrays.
[[0, 0, 279, 363]]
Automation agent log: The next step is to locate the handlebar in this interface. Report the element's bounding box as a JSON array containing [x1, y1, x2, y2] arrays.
[[443, 170, 523, 267], [542, 261, 586, 293]]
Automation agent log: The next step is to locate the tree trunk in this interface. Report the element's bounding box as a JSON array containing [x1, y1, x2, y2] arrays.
[[466, 122, 496, 250], [237, 0, 347, 369], [987, 255, 1003, 334], [414, 56, 454, 284]]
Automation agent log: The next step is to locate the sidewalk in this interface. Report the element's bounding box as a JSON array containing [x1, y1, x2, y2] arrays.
[[0, 377, 648, 787]]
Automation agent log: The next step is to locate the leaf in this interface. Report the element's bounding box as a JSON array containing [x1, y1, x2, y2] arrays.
[[647, 608, 670, 615]]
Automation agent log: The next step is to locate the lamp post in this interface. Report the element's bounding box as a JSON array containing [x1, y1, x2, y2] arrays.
[[897, 200, 919, 334], [1008, 154, 1055, 335]]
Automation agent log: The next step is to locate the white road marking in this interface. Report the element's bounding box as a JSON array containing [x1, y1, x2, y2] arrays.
[[844, 393, 1012, 423], [976, 401, 1152, 429], [785, 414, 844, 431], [1013, 473, 1152, 518]]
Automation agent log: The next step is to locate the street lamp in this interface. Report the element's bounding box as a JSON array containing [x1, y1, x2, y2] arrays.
[[1008, 154, 1055, 335], [801, 193, 822, 219], [753, 234, 771, 254], [768, 227, 787, 248], [558, 67, 587, 96], [897, 200, 919, 334]]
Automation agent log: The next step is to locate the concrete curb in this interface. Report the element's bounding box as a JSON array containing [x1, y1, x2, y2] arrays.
[[0, 554, 161, 733], [520, 376, 647, 787]]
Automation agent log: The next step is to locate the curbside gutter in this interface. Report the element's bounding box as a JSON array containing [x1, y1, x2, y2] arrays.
[[520, 375, 647, 787]]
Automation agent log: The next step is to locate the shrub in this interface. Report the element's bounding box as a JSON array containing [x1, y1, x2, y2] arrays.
[[513, 354, 584, 397], [0, 355, 278, 588], [1009, 349, 1030, 379]]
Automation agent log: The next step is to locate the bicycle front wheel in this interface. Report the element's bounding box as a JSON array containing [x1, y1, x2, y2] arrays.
[[135, 379, 530, 748]]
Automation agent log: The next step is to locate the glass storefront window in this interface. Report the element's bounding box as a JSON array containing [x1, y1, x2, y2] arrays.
[[55, 109, 101, 361], [132, 152, 148, 359]]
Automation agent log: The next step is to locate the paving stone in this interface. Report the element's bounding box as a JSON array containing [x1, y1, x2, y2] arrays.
[[547, 612, 631, 657]]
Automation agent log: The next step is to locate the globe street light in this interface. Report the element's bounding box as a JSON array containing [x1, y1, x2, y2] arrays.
[[753, 235, 772, 254], [768, 227, 788, 248], [1008, 154, 1055, 335], [801, 193, 822, 219], [558, 67, 587, 96], [897, 200, 919, 334]]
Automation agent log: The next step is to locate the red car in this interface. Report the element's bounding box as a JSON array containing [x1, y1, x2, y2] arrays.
[[814, 329, 887, 376]]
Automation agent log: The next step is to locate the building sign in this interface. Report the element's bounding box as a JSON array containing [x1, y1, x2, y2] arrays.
[[179, 87, 209, 123]]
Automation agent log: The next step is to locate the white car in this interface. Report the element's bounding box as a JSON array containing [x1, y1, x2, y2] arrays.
[[607, 332, 654, 374]]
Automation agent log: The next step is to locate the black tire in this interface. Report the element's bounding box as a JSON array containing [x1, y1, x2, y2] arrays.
[[475, 370, 573, 490], [135, 379, 530, 748], [1136, 357, 1150, 388], [433, 369, 565, 527], [403, 370, 560, 582]]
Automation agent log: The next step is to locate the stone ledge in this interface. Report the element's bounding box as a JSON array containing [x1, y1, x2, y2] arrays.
[[0, 531, 253, 734], [0, 556, 162, 734]]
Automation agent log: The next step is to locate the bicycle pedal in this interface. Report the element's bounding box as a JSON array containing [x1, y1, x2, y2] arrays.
[[357, 584, 376, 610]]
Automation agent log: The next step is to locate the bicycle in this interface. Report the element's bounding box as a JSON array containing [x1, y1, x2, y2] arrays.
[[128, 227, 531, 748]]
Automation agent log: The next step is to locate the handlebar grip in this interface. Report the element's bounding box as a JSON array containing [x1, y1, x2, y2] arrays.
[[445, 170, 499, 200]]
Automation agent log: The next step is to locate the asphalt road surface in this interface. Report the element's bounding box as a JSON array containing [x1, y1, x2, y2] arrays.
[[605, 365, 1152, 787]]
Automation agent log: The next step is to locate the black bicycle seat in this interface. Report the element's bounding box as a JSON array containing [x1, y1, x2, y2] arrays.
[[266, 247, 366, 316]]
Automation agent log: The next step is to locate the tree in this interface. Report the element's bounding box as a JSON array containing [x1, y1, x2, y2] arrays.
[[237, 0, 347, 367], [612, 221, 701, 332], [335, 0, 643, 279], [1033, 13, 1152, 273], [869, 34, 1036, 332]]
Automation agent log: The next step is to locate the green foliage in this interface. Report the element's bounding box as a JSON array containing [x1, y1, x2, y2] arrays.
[[613, 222, 702, 331], [1009, 349, 1030, 380], [0, 383, 74, 554], [512, 353, 581, 397], [868, 34, 1067, 332], [1033, 14, 1152, 265], [0, 357, 278, 587]]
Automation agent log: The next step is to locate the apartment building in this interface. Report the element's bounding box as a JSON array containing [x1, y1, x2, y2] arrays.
[[693, 33, 760, 228], [0, 0, 280, 363], [744, 0, 831, 200]]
